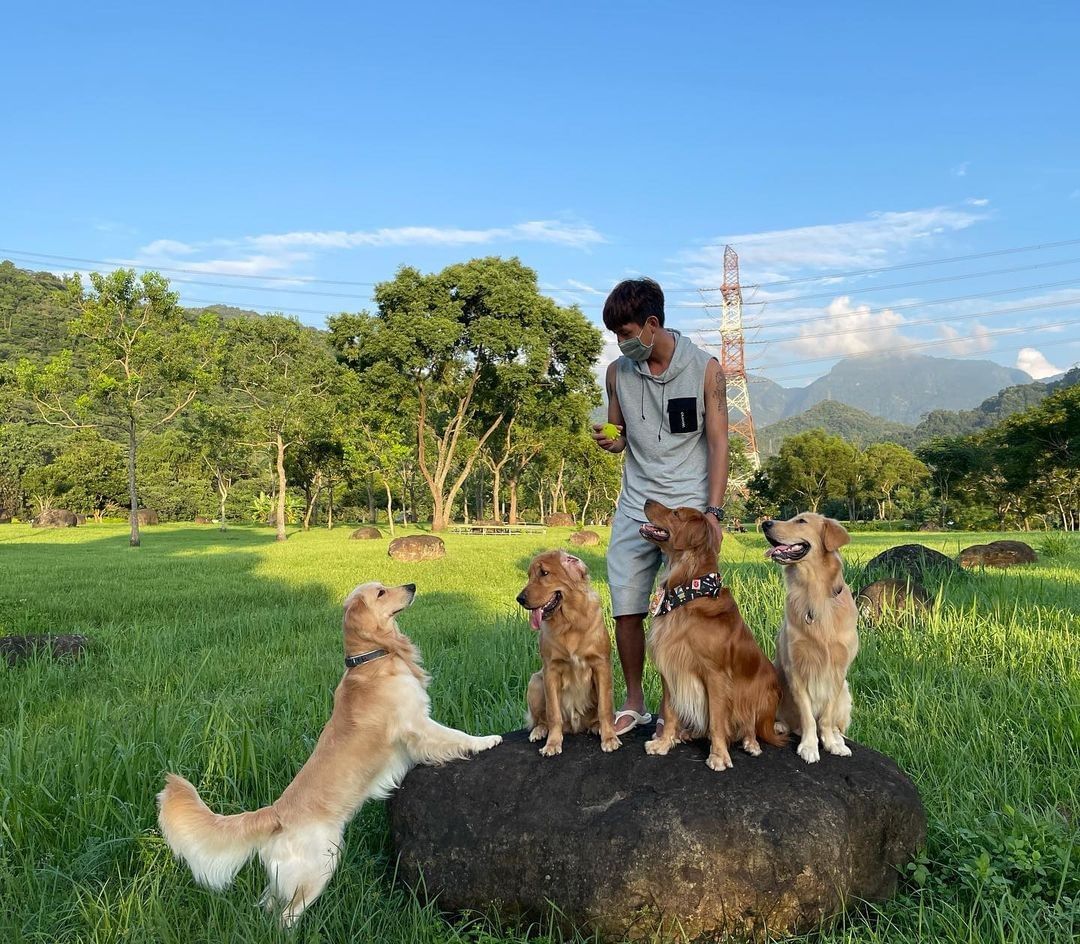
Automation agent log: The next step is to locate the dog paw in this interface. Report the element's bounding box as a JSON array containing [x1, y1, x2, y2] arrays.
[[797, 740, 820, 764], [539, 741, 563, 757], [601, 735, 622, 753], [706, 752, 733, 771], [644, 737, 672, 756], [741, 737, 762, 756], [528, 726, 548, 742], [476, 735, 502, 752], [824, 737, 851, 757], [774, 720, 790, 735]]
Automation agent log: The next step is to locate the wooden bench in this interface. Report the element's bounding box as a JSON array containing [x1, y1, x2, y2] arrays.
[[448, 523, 547, 535]]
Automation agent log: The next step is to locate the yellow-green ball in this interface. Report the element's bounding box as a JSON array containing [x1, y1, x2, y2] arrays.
[[602, 423, 620, 440]]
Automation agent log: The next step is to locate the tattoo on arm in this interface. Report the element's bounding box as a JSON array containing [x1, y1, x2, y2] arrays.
[[714, 369, 727, 412]]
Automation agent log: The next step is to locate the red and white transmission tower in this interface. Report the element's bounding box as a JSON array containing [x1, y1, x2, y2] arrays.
[[719, 245, 760, 478]]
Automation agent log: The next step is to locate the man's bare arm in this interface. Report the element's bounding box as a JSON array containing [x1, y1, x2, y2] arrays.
[[703, 358, 729, 508]]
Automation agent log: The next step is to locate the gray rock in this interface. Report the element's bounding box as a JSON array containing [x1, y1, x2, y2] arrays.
[[2, 634, 90, 666], [31, 509, 78, 528], [544, 512, 576, 527], [350, 527, 383, 540], [863, 544, 960, 585], [959, 540, 1037, 568], [390, 725, 925, 941], [856, 578, 933, 621], [568, 530, 600, 547], [388, 534, 446, 562], [136, 508, 159, 526]]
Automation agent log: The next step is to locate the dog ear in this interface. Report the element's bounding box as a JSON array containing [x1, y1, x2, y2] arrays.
[[343, 593, 380, 641], [560, 553, 589, 581], [821, 517, 850, 552]]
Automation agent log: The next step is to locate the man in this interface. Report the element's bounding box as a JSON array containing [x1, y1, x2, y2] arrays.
[[592, 278, 728, 736]]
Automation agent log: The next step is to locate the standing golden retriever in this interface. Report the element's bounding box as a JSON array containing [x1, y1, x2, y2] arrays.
[[157, 582, 501, 927], [763, 513, 858, 763], [516, 550, 621, 756], [639, 500, 785, 771]]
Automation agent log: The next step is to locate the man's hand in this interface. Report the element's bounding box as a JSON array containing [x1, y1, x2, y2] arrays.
[[592, 423, 625, 454]]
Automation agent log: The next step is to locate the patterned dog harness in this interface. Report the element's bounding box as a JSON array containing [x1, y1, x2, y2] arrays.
[[650, 572, 724, 617]]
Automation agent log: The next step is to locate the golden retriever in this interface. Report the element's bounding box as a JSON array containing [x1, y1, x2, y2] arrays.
[[639, 500, 785, 771], [763, 513, 858, 763], [157, 582, 501, 926], [516, 550, 621, 756]]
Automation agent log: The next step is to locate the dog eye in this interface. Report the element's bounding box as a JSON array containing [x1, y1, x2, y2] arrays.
[[539, 569, 548, 577], [377, 589, 385, 598], [797, 518, 806, 524]]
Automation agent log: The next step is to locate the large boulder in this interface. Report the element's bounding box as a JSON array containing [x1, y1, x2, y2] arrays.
[[390, 726, 925, 942], [568, 530, 601, 547], [856, 578, 933, 621], [545, 512, 576, 527], [862, 544, 960, 585], [350, 526, 383, 540], [31, 509, 78, 528], [958, 540, 1037, 568], [388, 534, 446, 562], [2, 634, 90, 666], [136, 508, 159, 526]]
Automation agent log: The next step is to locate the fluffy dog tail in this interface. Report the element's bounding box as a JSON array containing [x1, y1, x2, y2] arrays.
[[157, 774, 280, 890], [759, 677, 789, 748]]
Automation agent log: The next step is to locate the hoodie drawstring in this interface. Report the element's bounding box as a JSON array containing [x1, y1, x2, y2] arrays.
[[640, 374, 666, 442]]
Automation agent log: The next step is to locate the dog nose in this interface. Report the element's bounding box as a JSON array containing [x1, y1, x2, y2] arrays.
[[515, 591, 529, 608], [402, 583, 416, 595], [761, 519, 774, 531]]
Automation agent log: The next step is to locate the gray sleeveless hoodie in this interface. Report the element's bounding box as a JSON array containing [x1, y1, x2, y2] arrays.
[[615, 330, 715, 522]]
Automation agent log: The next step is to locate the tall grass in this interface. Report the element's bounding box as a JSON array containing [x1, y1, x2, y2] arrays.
[[1, 523, 1076, 943]]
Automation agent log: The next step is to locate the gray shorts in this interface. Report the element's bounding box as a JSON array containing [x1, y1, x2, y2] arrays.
[[607, 510, 666, 617]]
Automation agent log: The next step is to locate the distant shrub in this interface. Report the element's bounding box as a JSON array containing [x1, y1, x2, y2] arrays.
[[1038, 532, 1076, 560], [843, 519, 917, 533]]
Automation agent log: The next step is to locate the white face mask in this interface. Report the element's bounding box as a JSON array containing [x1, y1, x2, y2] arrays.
[[618, 320, 656, 361]]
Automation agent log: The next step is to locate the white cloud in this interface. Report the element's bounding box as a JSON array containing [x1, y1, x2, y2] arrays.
[[952, 161, 970, 178], [140, 238, 198, 256], [676, 203, 988, 289], [781, 296, 908, 357], [937, 321, 993, 355], [1016, 347, 1062, 379], [966, 197, 990, 206], [565, 278, 605, 295]]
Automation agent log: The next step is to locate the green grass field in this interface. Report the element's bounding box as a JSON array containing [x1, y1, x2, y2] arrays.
[[1, 522, 1077, 943]]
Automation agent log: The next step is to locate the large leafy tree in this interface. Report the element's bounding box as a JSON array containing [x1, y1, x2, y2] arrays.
[[21, 433, 127, 520], [756, 430, 859, 515], [16, 270, 219, 546], [861, 442, 929, 520], [223, 314, 344, 541], [330, 257, 602, 530]]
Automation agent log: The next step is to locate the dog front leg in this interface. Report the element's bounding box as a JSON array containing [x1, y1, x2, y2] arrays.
[[405, 719, 502, 765], [788, 678, 821, 763], [591, 657, 622, 752], [526, 670, 548, 742], [539, 666, 564, 756], [820, 679, 852, 757], [645, 676, 679, 756], [705, 678, 734, 771]]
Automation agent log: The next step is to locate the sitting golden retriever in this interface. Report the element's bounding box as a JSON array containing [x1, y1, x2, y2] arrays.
[[763, 513, 858, 763], [157, 582, 501, 927], [639, 500, 785, 771], [516, 550, 621, 756]]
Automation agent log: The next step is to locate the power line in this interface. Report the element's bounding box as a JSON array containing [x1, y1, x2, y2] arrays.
[[698, 274, 1080, 333], [694, 255, 1080, 307], [744, 295, 1080, 346], [693, 236, 1080, 292]]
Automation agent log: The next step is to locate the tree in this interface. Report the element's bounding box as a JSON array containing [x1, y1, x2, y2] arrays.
[[185, 405, 261, 530], [16, 270, 219, 545], [223, 314, 344, 541], [330, 257, 602, 530], [861, 442, 929, 520], [757, 430, 859, 515], [20, 433, 127, 520]]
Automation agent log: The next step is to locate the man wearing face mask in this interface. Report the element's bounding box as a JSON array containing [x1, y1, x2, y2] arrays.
[[592, 277, 729, 737]]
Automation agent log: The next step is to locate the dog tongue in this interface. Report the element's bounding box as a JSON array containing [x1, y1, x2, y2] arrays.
[[765, 544, 794, 559], [530, 607, 544, 630]]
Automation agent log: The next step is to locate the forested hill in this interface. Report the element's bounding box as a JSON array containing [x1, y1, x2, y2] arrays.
[[757, 400, 916, 455], [0, 261, 80, 363]]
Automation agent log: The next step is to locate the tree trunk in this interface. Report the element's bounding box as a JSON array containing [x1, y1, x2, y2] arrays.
[[366, 474, 375, 524], [538, 487, 545, 522], [218, 475, 229, 532], [127, 416, 141, 547], [508, 478, 519, 524], [327, 486, 334, 530], [385, 479, 395, 536], [303, 472, 322, 531], [275, 433, 287, 542]]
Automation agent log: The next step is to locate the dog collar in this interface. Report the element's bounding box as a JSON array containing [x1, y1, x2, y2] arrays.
[[805, 584, 847, 624], [650, 573, 723, 617], [345, 648, 389, 668]]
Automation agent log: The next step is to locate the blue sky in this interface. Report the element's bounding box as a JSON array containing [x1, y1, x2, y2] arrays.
[[3, 1, 1079, 386]]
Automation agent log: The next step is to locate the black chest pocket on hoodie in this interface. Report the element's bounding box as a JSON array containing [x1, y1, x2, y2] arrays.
[[667, 397, 699, 434]]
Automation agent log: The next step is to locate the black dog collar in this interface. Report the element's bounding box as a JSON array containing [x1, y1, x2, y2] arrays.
[[651, 572, 723, 617], [345, 648, 389, 668]]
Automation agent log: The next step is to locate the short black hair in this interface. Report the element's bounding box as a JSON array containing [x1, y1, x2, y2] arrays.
[[602, 278, 665, 331]]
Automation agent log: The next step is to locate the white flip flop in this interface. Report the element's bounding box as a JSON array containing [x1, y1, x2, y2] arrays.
[[613, 708, 653, 734]]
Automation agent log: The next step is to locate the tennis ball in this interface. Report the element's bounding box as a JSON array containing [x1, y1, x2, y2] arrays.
[[601, 422, 621, 440]]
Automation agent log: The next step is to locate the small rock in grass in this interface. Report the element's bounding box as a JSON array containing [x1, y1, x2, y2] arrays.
[[351, 527, 383, 540], [388, 535, 446, 562], [2, 634, 90, 666], [958, 540, 1037, 568], [568, 530, 600, 547], [856, 578, 932, 621]]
